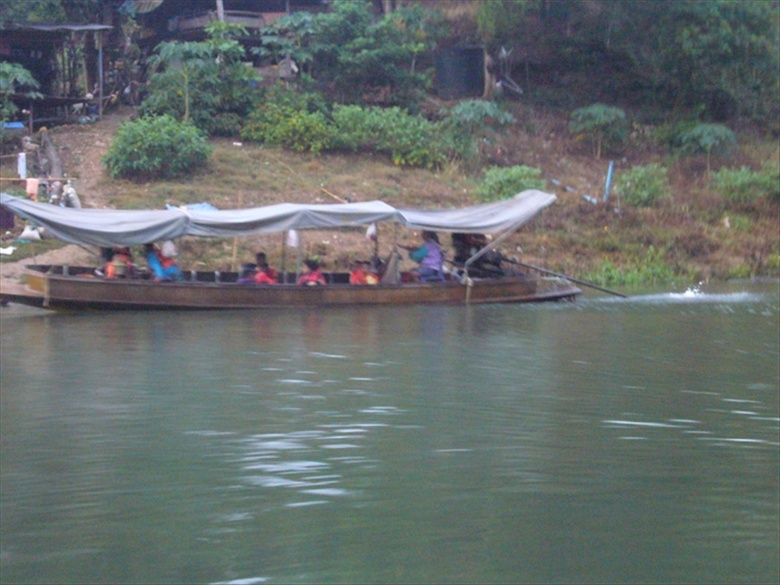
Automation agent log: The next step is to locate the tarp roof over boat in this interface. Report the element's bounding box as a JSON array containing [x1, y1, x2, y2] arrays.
[[0, 190, 556, 247]]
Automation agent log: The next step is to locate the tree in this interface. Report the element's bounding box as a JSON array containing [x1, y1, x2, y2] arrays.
[[253, 12, 317, 74], [568, 103, 627, 159], [308, 0, 446, 108], [0, 0, 125, 24], [141, 23, 260, 135], [678, 123, 737, 177], [470, 0, 779, 125], [145, 41, 213, 123], [476, 0, 533, 50], [0, 62, 42, 128], [599, 0, 779, 122]]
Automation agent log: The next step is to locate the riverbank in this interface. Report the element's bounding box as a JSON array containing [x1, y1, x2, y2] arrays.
[[1, 105, 778, 288]]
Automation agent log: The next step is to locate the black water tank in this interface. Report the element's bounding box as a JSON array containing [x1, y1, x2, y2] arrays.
[[436, 47, 485, 99]]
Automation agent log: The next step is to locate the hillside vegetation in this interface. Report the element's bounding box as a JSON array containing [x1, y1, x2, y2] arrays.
[[1, 102, 776, 289], [1, 0, 778, 288]]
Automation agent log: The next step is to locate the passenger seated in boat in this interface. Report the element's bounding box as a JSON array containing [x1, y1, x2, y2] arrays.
[[401, 231, 444, 282], [105, 246, 134, 279], [237, 263, 257, 284], [254, 252, 278, 284], [144, 243, 183, 282], [254, 263, 277, 285], [297, 258, 326, 286], [350, 260, 379, 285], [451, 233, 504, 278]]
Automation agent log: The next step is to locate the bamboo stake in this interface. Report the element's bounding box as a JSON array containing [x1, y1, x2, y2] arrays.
[[230, 192, 242, 271], [321, 187, 348, 203]]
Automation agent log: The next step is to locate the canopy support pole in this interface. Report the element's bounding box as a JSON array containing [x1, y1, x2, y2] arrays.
[[281, 232, 287, 283]]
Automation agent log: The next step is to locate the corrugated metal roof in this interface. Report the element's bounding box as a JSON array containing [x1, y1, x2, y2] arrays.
[[9, 23, 113, 32], [126, 0, 165, 14]]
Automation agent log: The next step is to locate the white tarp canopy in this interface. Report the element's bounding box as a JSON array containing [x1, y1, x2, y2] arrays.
[[1, 190, 556, 247]]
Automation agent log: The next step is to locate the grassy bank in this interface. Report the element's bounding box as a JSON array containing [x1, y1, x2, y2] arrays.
[[2, 105, 778, 288]]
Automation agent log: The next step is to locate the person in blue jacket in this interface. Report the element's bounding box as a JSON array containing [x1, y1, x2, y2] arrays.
[[144, 243, 183, 281]]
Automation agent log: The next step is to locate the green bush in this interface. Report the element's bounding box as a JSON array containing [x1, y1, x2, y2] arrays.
[[440, 100, 515, 163], [678, 123, 737, 176], [679, 124, 737, 157], [205, 112, 243, 137], [614, 164, 670, 207], [587, 246, 679, 286], [445, 100, 515, 128], [476, 165, 547, 202], [242, 101, 333, 154], [329, 104, 385, 152], [568, 103, 627, 159], [103, 115, 212, 181], [241, 87, 334, 154], [331, 105, 446, 167], [711, 164, 780, 205], [766, 163, 780, 204], [243, 98, 446, 167], [652, 119, 699, 151]]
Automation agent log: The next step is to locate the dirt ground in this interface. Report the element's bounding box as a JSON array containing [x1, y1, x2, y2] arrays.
[[0, 108, 131, 287]]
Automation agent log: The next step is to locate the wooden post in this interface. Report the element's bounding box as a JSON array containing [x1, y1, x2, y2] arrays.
[[98, 30, 104, 120], [230, 191, 242, 271]]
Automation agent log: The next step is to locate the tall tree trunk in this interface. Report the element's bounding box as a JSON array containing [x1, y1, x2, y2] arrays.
[[216, 0, 225, 21]]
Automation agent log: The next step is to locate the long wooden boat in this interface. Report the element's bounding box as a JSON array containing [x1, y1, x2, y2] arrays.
[[0, 190, 582, 310], [1, 264, 580, 310]]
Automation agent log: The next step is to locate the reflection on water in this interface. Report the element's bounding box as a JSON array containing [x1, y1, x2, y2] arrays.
[[1, 281, 778, 584]]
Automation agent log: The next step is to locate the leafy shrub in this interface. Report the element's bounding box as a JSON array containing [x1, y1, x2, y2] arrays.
[[242, 101, 333, 154], [587, 246, 679, 286], [678, 123, 737, 175], [103, 115, 212, 181], [244, 99, 446, 167], [205, 112, 243, 137], [476, 165, 547, 201], [445, 100, 515, 128], [614, 164, 670, 207], [440, 100, 515, 162], [568, 104, 627, 159], [678, 124, 737, 156], [711, 163, 780, 205], [652, 119, 700, 151], [329, 104, 383, 152], [241, 86, 334, 153], [333, 105, 446, 168], [765, 163, 780, 204]]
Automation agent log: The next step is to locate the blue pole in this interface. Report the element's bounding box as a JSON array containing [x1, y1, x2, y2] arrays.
[[603, 160, 614, 202]]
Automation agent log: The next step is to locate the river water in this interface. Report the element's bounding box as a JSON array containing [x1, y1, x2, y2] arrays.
[[1, 281, 778, 585]]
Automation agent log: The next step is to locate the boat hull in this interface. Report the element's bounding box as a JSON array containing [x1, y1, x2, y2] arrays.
[[2, 265, 581, 310]]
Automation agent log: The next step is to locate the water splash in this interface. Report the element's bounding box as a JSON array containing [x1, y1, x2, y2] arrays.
[[682, 282, 704, 296], [597, 290, 768, 305]]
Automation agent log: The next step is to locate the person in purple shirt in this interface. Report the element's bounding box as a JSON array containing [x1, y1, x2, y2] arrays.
[[402, 231, 444, 282]]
